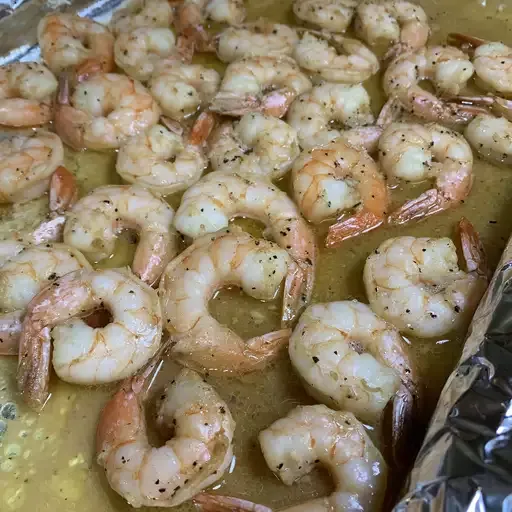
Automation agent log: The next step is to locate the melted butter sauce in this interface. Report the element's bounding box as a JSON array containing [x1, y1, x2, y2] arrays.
[[0, 0, 512, 510]]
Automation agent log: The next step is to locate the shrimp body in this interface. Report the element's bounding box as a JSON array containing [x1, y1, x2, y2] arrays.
[[174, 171, 317, 325], [116, 123, 208, 195], [0, 63, 57, 127], [208, 113, 299, 180], [97, 366, 235, 508], [149, 64, 220, 121], [293, 0, 358, 33], [196, 404, 387, 512], [379, 122, 473, 224], [0, 131, 64, 204], [38, 13, 114, 75], [55, 73, 160, 150], [287, 82, 374, 150], [114, 28, 180, 82], [294, 32, 379, 84], [0, 242, 91, 355], [292, 139, 388, 245], [289, 300, 416, 425], [17, 267, 162, 410], [383, 46, 477, 125], [355, 0, 429, 56], [364, 219, 488, 338], [210, 56, 312, 118], [110, 0, 175, 36], [159, 229, 292, 374], [64, 185, 177, 285], [216, 20, 298, 63], [465, 114, 512, 166]]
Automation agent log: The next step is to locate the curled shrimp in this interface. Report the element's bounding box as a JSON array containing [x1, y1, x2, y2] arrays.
[[17, 267, 162, 410], [379, 121, 474, 225], [448, 33, 512, 96], [54, 72, 160, 150], [97, 359, 235, 507], [364, 218, 489, 338], [294, 31, 379, 84], [0, 242, 91, 356], [216, 20, 298, 63], [174, 171, 317, 325], [0, 62, 57, 127], [114, 28, 190, 82], [292, 139, 389, 246], [289, 300, 418, 462], [210, 56, 312, 118], [355, 0, 430, 58], [208, 113, 300, 180], [63, 185, 178, 285], [287, 82, 375, 150], [116, 117, 210, 195], [149, 63, 220, 121], [110, 0, 175, 36], [383, 46, 483, 126], [0, 131, 64, 204], [195, 404, 387, 512], [159, 228, 292, 374], [293, 0, 358, 33], [37, 13, 114, 75]]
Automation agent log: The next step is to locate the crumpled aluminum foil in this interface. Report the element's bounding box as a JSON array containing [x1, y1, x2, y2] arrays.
[[2, 0, 512, 510], [394, 240, 512, 511]]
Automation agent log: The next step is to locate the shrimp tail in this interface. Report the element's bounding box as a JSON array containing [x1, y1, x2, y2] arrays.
[[458, 217, 489, 279], [244, 329, 291, 367], [75, 58, 105, 83], [282, 261, 314, 327], [453, 94, 512, 122], [0, 310, 24, 355], [326, 208, 384, 248], [189, 111, 217, 146], [390, 382, 416, 469], [194, 493, 273, 512], [261, 89, 295, 118], [387, 189, 452, 225], [210, 92, 261, 117], [49, 165, 77, 214], [447, 32, 485, 53]]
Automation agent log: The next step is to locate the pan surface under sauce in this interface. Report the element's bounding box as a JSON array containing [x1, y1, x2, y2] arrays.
[[0, 0, 512, 510]]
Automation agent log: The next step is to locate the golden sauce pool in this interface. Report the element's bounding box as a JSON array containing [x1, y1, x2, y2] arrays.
[[1, 0, 512, 510]]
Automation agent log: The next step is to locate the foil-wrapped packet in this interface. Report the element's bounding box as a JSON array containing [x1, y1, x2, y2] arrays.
[[394, 241, 512, 511]]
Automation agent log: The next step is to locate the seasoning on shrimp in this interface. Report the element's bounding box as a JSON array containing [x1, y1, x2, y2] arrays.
[[17, 268, 163, 410], [173, 171, 317, 325], [159, 228, 292, 374], [293, 0, 358, 33], [110, 0, 175, 36]]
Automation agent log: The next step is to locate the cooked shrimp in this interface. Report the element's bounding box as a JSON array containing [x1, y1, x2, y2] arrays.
[[195, 404, 387, 512], [0, 62, 57, 127], [209, 56, 312, 118], [54, 72, 160, 150], [216, 20, 298, 63], [383, 46, 482, 125], [174, 171, 317, 325], [287, 82, 374, 150], [64, 185, 177, 285], [17, 267, 162, 410], [38, 13, 114, 75], [0, 131, 64, 204], [0, 242, 91, 356], [289, 300, 417, 459], [114, 28, 187, 82], [364, 218, 489, 338], [110, 0, 175, 36], [149, 63, 220, 121], [208, 113, 299, 180], [97, 361, 235, 508], [292, 139, 388, 246], [159, 228, 292, 374], [116, 118, 209, 195], [448, 33, 512, 96], [379, 122, 473, 225], [294, 32, 379, 84], [293, 0, 358, 33], [355, 0, 430, 57]]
